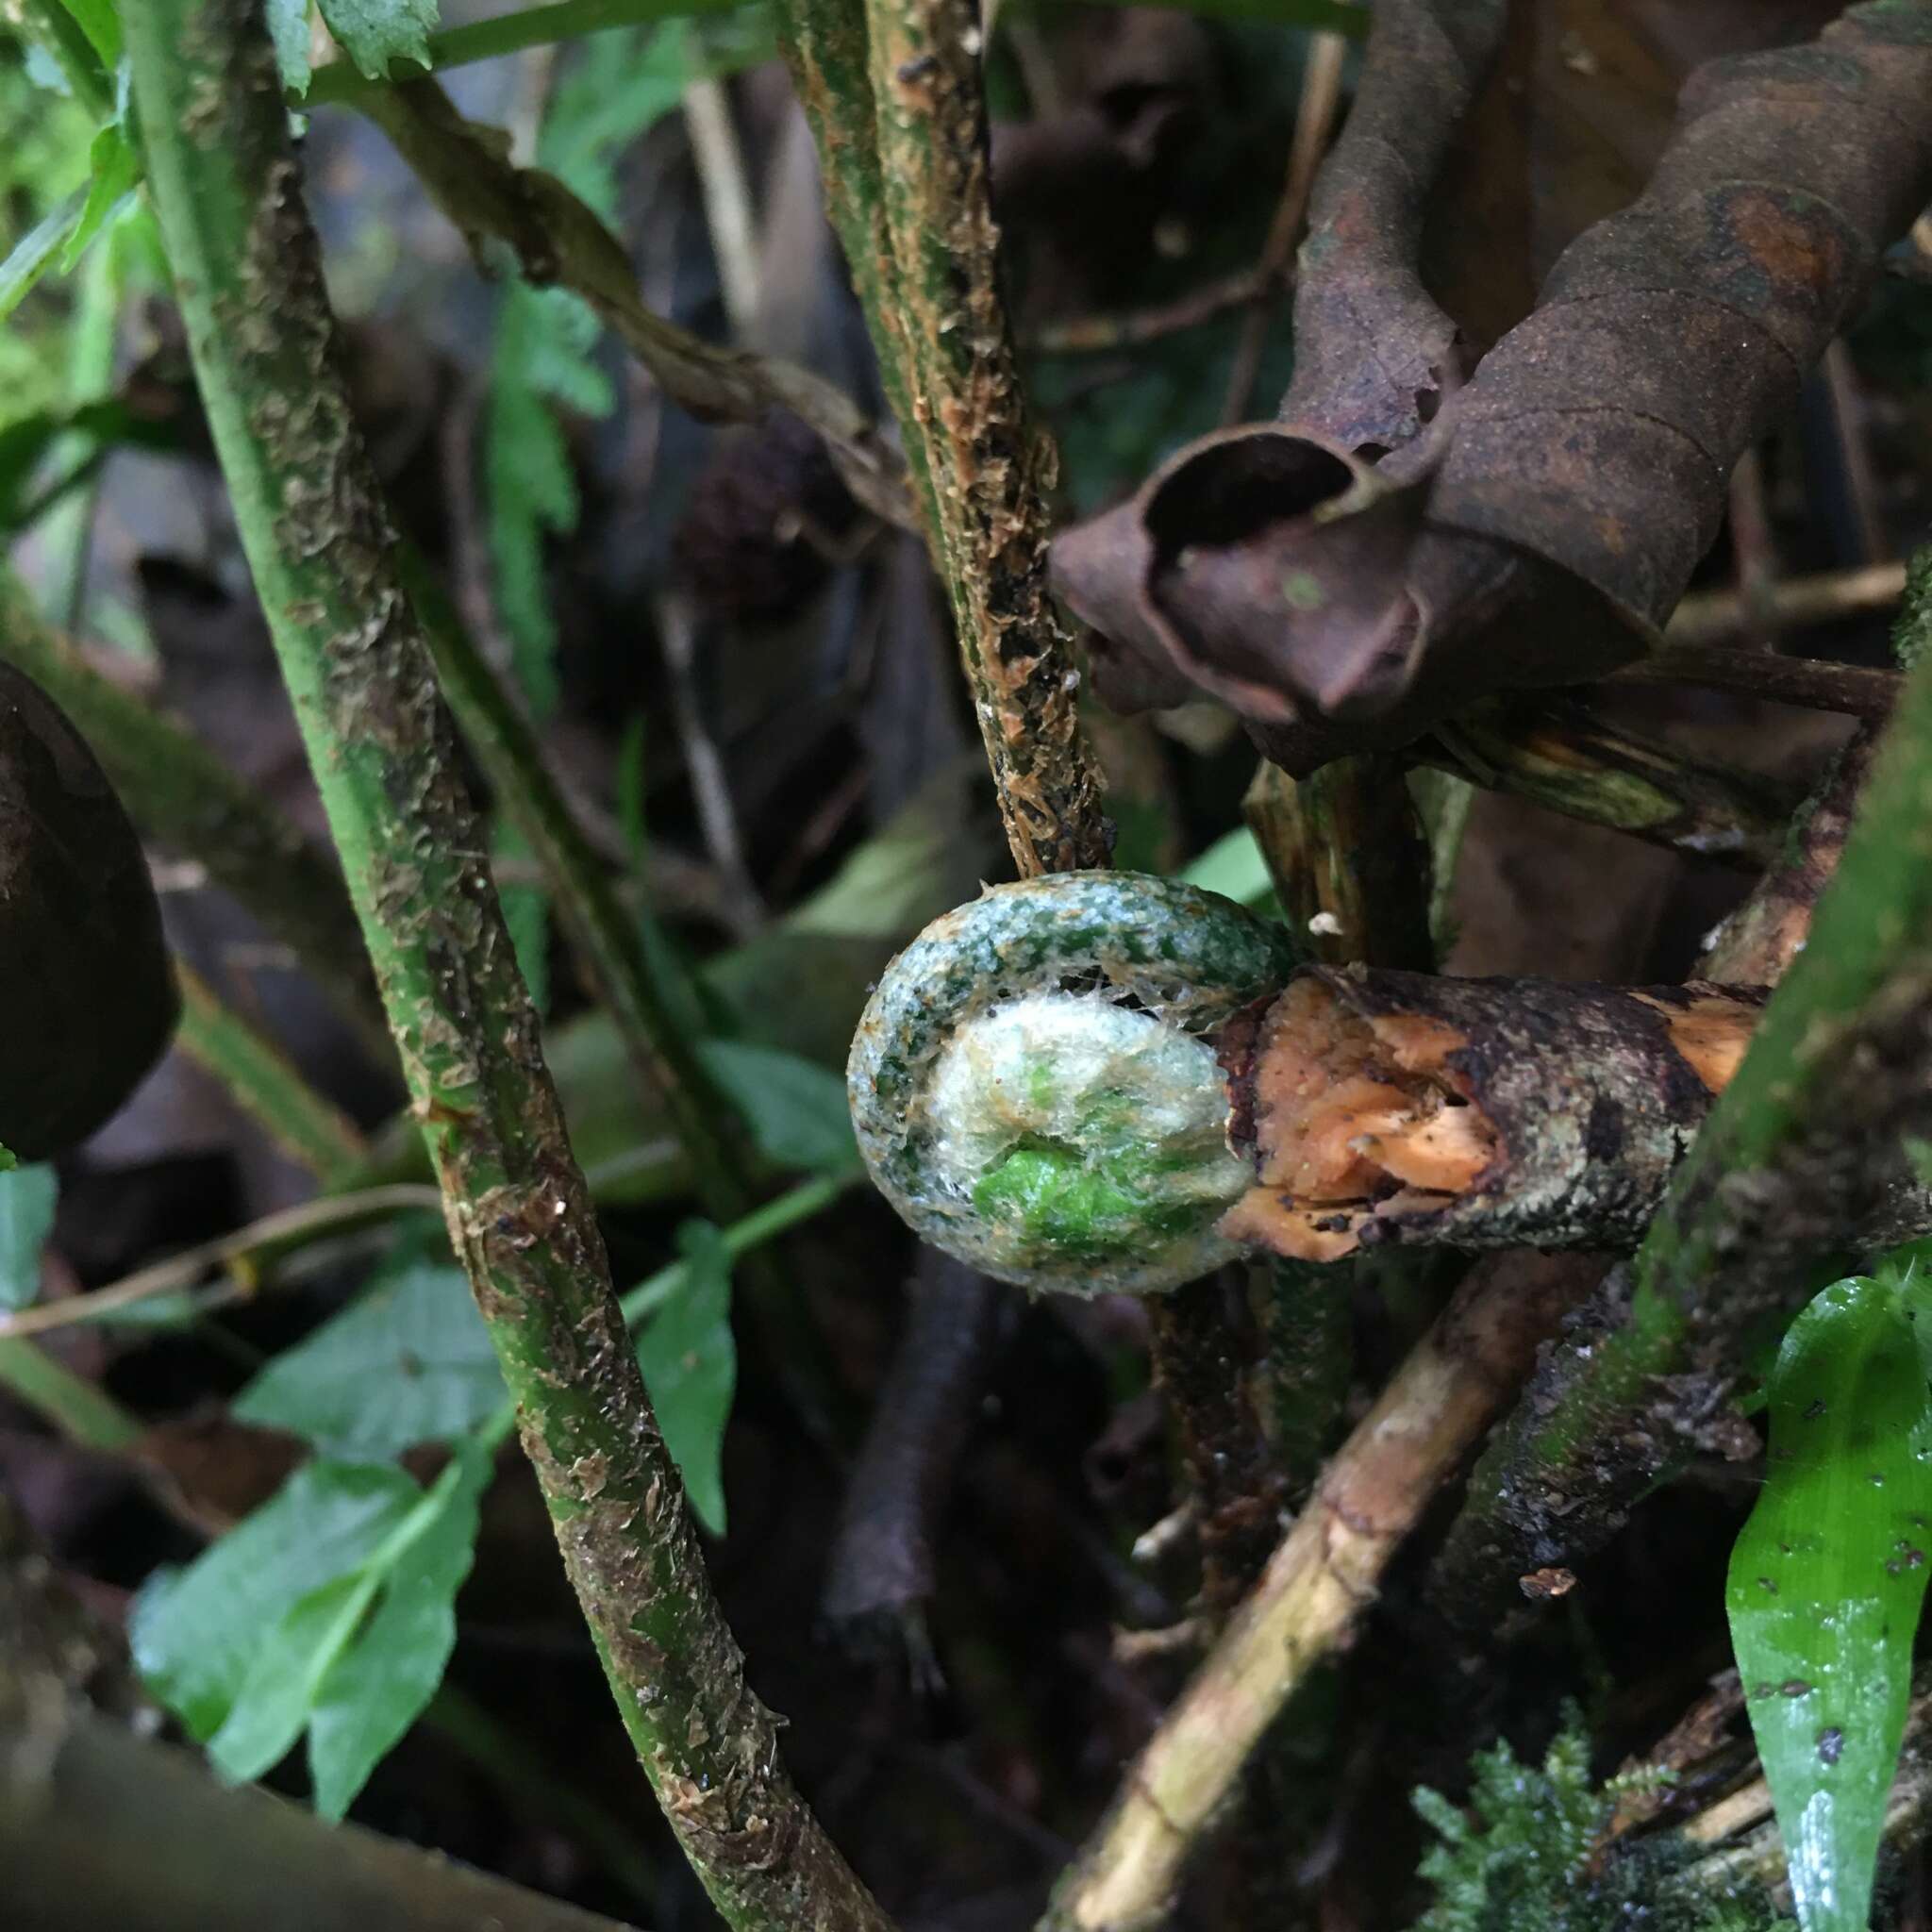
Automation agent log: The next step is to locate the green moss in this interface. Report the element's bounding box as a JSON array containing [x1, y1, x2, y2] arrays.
[[1413, 1715, 1792, 1932]]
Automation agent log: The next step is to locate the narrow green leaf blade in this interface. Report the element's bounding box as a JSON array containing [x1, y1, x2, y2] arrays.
[[129, 1460, 421, 1741], [0, 1164, 58, 1311], [639, 1222, 736, 1535], [0, 188, 89, 325], [1725, 1272, 1932, 1932], [59, 122, 139, 271], [307, 1444, 490, 1819], [54, 0, 122, 69], [232, 1241, 505, 1459]]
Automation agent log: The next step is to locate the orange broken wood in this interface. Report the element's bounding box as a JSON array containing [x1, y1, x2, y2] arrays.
[[1218, 969, 1763, 1260]]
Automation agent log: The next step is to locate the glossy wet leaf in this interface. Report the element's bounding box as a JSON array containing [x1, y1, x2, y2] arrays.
[[231, 1237, 504, 1458], [0, 1162, 57, 1311], [638, 1221, 736, 1535], [1725, 1270, 1932, 1932]]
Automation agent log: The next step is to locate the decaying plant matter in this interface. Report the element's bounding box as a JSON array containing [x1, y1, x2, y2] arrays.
[[1051, 4, 1932, 774], [1431, 663, 1932, 1621], [1274, 0, 1507, 455], [1219, 972, 1764, 1264], [1031, 631, 1888, 1932]]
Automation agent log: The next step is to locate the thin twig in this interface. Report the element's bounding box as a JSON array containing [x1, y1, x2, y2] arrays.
[[1027, 266, 1264, 356], [653, 589, 765, 937], [1662, 558, 1907, 647], [682, 72, 762, 339], [1040, 1250, 1601, 1932], [0, 1188, 443, 1341], [355, 76, 916, 531], [1608, 641, 1901, 719], [1220, 29, 1346, 425], [126, 8, 892, 1924], [0, 1339, 142, 1451]]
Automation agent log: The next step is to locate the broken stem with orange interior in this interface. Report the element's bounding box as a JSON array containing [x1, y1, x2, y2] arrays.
[[1023, 715, 1901, 1932], [846, 867, 1876, 1307]]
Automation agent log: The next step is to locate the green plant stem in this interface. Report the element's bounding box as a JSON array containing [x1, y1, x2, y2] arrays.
[[125, 8, 891, 1926], [299, 0, 745, 106], [175, 964, 370, 1190], [408, 567, 751, 1225], [0, 569, 387, 1056], [1432, 552, 1932, 1612], [295, 0, 1363, 108], [473, 1167, 864, 1456], [0, 1339, 140, 1451], [777, 0, 1107, 875]]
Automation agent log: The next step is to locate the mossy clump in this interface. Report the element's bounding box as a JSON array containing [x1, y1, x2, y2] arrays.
[[1412, 1716, 1792, 1932]]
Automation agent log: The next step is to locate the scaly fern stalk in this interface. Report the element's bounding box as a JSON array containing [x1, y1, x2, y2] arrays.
[[782, 0, 1109, 876], [406, 565, 758, 1227], [124, 8, 891, 1925]]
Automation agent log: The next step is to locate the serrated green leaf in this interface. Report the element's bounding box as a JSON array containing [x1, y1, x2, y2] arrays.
[[58, 120, 138, 271], [130, 1460, 422, 1742], [308, 1443, 489, 1819], [538, 22, 691, 222], [0, 1163, 58, 1312], [1725, 1270, 1932, 1932], [698, 1040, 856, 1174], [315, 0, 437, 79], [231, 1240, 504, 1459], [639, 1222, 736, 1535], [267, 0, 313, 94]]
